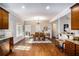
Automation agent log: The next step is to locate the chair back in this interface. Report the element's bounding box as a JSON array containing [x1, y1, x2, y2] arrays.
[[35, 32, 39, 37], [39, 32, 45, 37]]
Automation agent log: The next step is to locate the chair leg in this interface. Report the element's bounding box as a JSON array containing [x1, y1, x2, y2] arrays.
[[36, 37, 37, 41], [40, 37, 43, 41], [38, 37, 40, 41], [42, 37, 44, 41]]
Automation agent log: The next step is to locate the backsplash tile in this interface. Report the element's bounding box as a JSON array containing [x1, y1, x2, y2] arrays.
[[0, 30, 5, 36]]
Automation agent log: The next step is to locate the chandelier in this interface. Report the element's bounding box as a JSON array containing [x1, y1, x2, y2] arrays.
[[33, 16, 46, 24]]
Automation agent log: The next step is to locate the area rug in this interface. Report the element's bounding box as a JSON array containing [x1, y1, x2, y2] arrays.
[[25, 38, 52, 43]]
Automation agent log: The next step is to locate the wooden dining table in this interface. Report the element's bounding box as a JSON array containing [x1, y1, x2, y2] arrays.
[[32, 32, 45, 41], [32, 32, 50, 41]]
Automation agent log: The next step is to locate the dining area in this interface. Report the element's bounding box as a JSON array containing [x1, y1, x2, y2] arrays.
[[24, 32, 51, 43], [31, 32, 50, 41]]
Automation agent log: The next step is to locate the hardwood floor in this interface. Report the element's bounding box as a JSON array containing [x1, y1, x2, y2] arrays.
[[9, 39, 65, 56]]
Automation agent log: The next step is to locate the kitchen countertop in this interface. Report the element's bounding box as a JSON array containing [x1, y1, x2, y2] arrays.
[[0, 36, 12, 41], [66, 39, 79, 45]]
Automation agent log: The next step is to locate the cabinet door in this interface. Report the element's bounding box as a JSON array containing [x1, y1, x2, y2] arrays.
[[65, 41, 75, 56], [65, 49, 75, 56], [2, 9, 9, 29], [1, 39, 10, 56], [76, 45, 79, 56], [71, 4, 79, 30], [65, 41, 75, 50], [0, 46, 3, 56], [0, 8, 3, 29]]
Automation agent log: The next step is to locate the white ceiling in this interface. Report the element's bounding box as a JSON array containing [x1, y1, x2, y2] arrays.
[[2, 3, 74, 21]]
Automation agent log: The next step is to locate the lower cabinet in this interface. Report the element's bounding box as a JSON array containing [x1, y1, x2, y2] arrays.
[[65, 40, 75, 56], [1, 39, 10, 56], [0, 37, 13, 56], [65, 40, 79, 56], [76, 45, 79, 56], [65, 49, 75, 56]]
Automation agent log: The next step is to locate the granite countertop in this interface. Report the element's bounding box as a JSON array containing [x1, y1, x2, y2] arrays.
[[66, 39, 79, 45], [0, 36, 12, 41]]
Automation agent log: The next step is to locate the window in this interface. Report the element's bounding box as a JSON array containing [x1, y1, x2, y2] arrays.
[[16, 24, 23, 36]]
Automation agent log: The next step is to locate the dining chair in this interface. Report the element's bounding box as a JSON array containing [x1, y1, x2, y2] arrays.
[[39, 32, 45, 41]]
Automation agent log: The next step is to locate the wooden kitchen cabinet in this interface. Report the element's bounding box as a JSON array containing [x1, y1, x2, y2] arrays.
[[0, 8, 3, 29], [1, 39, 10, 56], [76, 45, 79, 56], [0, 37, 13, 56], [71, 3, 79, 30], [65, 40, 79, 56], [65, 40, 75, 56], [0, 7, 9, 29]]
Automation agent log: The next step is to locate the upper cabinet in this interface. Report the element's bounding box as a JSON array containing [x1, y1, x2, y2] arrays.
[[0, 7, 9, 29], [71, 3, 79, 30]]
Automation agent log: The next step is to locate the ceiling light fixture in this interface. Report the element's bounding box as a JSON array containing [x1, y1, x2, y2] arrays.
[[46, 5, 50, 10]]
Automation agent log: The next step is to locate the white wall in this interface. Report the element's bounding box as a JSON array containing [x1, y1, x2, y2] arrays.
[[59, 15, 70, 33]]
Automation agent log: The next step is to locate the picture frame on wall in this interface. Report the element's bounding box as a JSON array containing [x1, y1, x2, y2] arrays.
[[64, 24, 69, 31]]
